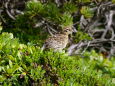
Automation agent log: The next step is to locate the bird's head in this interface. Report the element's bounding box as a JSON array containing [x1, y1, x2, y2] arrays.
[[62, 27, 73, 35]]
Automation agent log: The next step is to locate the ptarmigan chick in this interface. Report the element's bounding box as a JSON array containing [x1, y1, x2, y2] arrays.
[[41, 27, 72, 52]]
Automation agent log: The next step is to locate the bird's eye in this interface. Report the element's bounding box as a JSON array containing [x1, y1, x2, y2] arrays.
[[66, 30, 68, 32]]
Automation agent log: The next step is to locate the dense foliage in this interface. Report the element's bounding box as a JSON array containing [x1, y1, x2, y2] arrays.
[[0, 31, 115, 86], [0, 0, 115, 86]]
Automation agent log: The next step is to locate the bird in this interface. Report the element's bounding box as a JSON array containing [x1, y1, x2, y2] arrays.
[[41, 27, 72, 52]]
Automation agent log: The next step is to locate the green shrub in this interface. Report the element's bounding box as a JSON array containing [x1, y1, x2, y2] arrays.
[[0, 32, 115, 86], [25, 1, 73, 28]]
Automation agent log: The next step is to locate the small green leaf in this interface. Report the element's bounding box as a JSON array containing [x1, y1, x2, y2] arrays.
[[0, 75, 6, 82], [7, 55, 15, 61], [81, 6, 93, 18], [7, 68, 13, 74], [9, 60, 13, 68]]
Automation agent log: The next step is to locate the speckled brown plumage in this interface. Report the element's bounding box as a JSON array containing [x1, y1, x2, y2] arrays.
[[41, 27, 72, 52]]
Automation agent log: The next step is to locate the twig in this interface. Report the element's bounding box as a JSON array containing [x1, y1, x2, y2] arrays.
[[4, 1, 16, 20], [81, 41, 91, 54]]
